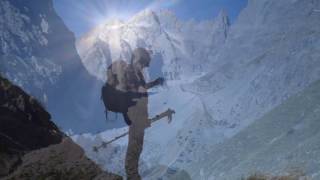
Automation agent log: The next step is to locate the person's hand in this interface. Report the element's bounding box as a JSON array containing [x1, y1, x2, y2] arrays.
[[155, 77, 165, 86]]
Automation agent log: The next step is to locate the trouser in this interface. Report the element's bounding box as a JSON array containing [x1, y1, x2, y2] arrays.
[[125, 95, 149, 180], [125, 124, 145, 180]]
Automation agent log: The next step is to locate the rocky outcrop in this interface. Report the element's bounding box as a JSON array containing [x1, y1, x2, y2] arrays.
[[0, 76, 122, 179], [0, 75, 63, 176], [4, 138, 122, 180]]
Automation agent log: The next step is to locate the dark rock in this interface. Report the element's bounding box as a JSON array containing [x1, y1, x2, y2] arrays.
[[3, 138, 122, 180], [0, 76, 64, 151], [0, 76, 63, 177], [0, 76, 122, 179]]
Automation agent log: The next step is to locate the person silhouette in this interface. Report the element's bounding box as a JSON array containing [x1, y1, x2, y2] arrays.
[[123, 48, 164, 179]]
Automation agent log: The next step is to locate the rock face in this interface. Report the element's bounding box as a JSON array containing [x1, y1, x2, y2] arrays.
[[0, 0, 106, 133], [0, 76, 63, 150], [0, 75, 63, 176], [0, 76, 122, 180], [76, 9, 230, 81]]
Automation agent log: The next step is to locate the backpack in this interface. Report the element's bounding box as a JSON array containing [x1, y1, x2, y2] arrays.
[[101, 60, 135, 125]]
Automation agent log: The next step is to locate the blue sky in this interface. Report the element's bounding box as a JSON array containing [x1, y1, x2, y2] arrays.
[[53, 0, 248, 37]]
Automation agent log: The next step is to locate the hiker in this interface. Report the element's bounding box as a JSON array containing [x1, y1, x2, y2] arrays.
[[102, 48, 164, 179], [125, 48, 164, 179]]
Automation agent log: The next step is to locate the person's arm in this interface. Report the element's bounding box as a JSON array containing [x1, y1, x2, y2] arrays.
[[145, 77, 165, 89]]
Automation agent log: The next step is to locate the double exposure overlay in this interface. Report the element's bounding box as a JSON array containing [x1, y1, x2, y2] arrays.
[[0, 0, 319, 179]]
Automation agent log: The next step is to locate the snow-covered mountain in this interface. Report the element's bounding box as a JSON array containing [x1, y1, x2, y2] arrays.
[[76, 9, 230, 81], [190, 0, 320, 135], [0, 0, 107, 133], [185, 0, 320, 178], [73, 0, 320, 179]]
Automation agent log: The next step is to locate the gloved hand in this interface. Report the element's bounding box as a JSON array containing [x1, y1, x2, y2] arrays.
[[155, 77, 165, 86]]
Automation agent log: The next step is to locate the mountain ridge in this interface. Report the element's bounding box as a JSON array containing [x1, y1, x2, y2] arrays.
[[76, 9, 230, 81]]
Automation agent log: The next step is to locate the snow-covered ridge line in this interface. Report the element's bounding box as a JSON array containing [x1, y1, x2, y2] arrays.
[[76, 9, 230, 81]]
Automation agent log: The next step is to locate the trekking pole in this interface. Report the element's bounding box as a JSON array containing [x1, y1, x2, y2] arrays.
[[93, 108, 175, 152]]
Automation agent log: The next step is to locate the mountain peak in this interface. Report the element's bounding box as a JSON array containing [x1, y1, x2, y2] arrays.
[[214, 9, 230, 39], [216, 9, 230, 25], [77, 8, 233, 81], [157, 9, 177, 19], [104, 19, 124, 26], [131, 9, 156, 19], [218, 9, 228, 17], [129, 9, 161, 26]]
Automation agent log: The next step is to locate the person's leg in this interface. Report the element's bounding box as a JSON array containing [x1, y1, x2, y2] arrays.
[[125, 125, 144, 180], [125, 96, 148, 179]]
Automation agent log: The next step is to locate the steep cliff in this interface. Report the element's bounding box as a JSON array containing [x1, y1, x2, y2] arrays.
[[0, 0, 106, 133], [0, 75, 121, 179]]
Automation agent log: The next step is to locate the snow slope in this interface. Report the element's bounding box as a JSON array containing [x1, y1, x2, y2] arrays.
[[191, 79, 320, 180], [73, 0, 320, 179]]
